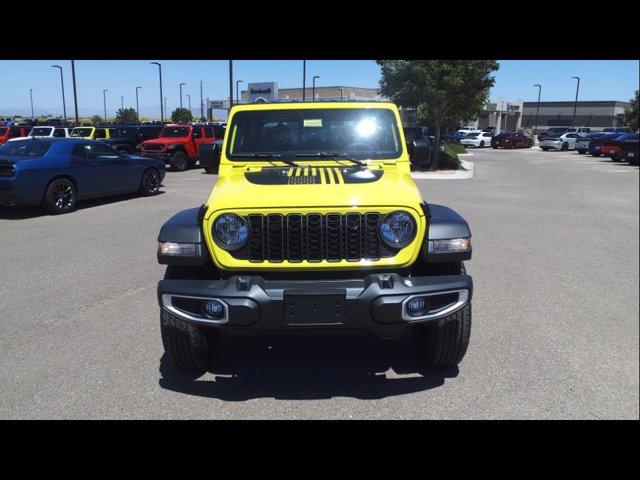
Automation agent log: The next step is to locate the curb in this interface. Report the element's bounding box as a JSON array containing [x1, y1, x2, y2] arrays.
[[411, 159, 474, 180]]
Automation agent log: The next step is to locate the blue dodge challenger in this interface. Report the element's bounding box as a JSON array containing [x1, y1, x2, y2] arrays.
[[0, 138, 166, 214]]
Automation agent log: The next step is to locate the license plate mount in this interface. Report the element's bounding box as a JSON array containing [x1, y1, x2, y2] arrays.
[[284, 290, 346, 325]]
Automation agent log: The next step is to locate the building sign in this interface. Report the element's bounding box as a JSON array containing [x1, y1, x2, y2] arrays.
[[507, 103, 521, 112], [207, 100, 226, 109], [248, 82, 278, 103]]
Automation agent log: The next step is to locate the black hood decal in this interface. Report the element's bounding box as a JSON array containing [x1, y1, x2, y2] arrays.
[[244, 166, 383, 185]]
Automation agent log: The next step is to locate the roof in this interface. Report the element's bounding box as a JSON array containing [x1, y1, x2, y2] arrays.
[[230, 101, 396, 110]]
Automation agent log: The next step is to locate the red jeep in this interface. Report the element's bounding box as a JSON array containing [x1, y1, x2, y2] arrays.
[[0, 126, 32, 144], [140, 123, 222, 171]]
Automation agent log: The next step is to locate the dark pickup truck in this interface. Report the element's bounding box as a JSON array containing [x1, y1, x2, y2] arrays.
[[102, 125, 164, 154]]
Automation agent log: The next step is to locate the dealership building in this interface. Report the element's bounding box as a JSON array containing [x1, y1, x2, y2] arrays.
[[520, 100, 631, 131], [239, 82, 385, 103]]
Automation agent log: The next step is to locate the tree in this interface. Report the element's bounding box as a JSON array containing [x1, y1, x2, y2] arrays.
[[198, 116, 207, 122], [377, 60, 499, 169], [114, 108, 139, 123], [90, 115, 103, 124], [171, 108, 193, 123], [623, 90, 638, 131]]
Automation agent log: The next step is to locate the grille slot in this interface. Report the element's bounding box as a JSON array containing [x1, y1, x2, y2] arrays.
[[229, 212, 402, 263]]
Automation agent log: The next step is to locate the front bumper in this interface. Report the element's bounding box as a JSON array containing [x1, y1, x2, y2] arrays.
[[141, 152, 171, 161], [158, 273, 472, 338]]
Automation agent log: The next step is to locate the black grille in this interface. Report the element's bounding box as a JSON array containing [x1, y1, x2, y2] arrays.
[[233, 212, 399, 263], [143, 143, 164, 151]]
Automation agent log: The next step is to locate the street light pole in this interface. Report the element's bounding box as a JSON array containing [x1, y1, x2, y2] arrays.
[[236, 80, 243, 105], [71, 60, 79, 125], [571, 76, 580, 129], [312, 75, 320, 101], [102, 89, 109, 122], [229, 60, 233, 109], [533, 84, 542, 136], [51, 65, 67, 123], [302, 60, 306, 101], [164, 97, 167, 120], [338, 88, 343, 101], [179, 83, 186, 109], [29, 89, 34, 119], [135, 86, 141, 119], [200, 79, 204, 120], [150, 62, 163, 122], [121, 96, 124, 110], [187, 94, 191, 112]]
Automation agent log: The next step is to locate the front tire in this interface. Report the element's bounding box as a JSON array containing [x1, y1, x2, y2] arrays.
[[577, 149, 586, 154], [541, 147, 549, 151], [412, 303, 472, 367], [561, 142, 569, 151], [170, 151, 188, 171], [43, 178, 76, 214], [139, 168, 161, 196], [479, 140, 485, 148], [160, 265, 219, 371]]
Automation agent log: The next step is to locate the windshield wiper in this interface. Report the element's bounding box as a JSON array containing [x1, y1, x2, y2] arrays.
[[296, 152, 364, 167], [249, 153, 298, 167]]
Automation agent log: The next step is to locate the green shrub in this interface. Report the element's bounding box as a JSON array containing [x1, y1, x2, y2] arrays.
[[437, 144, 465, 170], [443, 142, 468, 154]]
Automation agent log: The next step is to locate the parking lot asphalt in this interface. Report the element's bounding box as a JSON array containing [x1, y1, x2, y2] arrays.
[[1, 148, 638, 419]]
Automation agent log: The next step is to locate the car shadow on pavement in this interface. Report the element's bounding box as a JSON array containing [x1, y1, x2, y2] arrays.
[[0, 190, 165, 220], [158, 332, 459, 401]]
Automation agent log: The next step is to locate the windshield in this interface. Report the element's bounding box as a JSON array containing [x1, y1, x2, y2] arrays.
[[110, 128, 137, 138], [71, 128, 93, 137], [160, 127, 190, 138], [0, 141, 52, 156], [227, 108, 401, 160], [30, 127, 54, 136]]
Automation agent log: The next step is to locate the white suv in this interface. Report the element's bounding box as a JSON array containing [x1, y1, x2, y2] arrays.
[[7, 126, 72, 142]]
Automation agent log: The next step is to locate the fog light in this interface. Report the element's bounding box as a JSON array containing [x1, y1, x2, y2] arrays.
[[204, 300, 224, 319], [407, 296, 428, 316]]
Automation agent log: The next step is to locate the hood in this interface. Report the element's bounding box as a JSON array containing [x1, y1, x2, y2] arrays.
[[142, 137, 186, 146], [205, 165, 423, 213]]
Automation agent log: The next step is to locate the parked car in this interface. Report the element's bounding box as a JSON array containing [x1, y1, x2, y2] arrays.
[[602, 127, 631, 134], [575, 133, 608, 154], [140, 123, 223, 171], [0, 138, 165, 214], [0, 126, 32, 144], [618, 137, 639, 166], [588, 133, 628, 157], [600, 133, 640, 161], [69, 126, 113, 140], [460, 131, 493, 148], [156, 101, 474, 371], [491, 132, 533, 149], [539, 132, 582, 151], [7, 126, 72, 142], [101, 125, 164, 154]]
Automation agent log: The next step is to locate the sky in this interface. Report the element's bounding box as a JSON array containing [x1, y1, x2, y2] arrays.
[[0, 60, 637, 120]]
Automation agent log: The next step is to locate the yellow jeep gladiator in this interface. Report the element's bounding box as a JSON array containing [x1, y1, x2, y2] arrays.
[[157, 102, 473, 370]]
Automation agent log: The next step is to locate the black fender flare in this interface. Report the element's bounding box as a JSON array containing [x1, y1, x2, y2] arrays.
[[421, 202, 472, 263], [157, 205, 210, 266]]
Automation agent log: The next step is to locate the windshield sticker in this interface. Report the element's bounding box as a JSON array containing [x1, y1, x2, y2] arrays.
[[303, 119, 323, 128]]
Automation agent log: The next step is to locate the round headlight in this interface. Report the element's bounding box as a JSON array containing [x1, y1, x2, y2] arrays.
[[379, 211, 416, 248], [213, 213, 249, 250]]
